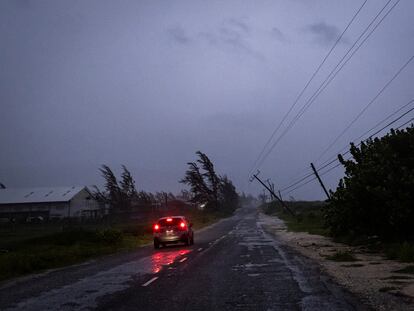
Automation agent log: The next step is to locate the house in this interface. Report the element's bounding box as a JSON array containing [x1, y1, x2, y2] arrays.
[[0, 186, 103, 221]]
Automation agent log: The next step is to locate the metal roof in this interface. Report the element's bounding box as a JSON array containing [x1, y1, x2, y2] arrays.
[[0, 186, 88, 205]]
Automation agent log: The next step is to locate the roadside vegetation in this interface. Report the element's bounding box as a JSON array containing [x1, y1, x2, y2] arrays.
[[0, 223, 148, 281], [180, 151, 240, 216], [0, 207, 223, 282], [263, 200, 328, 236], [0, 150, 241, 282], [263, 125, 414, 263], [326, 126, 414, 241]]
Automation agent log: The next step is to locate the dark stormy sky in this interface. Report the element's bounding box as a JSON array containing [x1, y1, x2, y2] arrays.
[[1, 0, 413, 200]]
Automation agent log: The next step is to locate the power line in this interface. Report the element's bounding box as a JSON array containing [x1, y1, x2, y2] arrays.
[[318, 98, 414, 169], [280, 98, 414, 191], [283, 159, 346, 196], [247, 0, 369, 176], [282, 118, 414, 197], [279, 168, 314, 190], [280, 172, 314, 192], [318, 103, 414, 168], [252, 0, 400, 171], [319, 116, 413, 179], [283, 176, 317, 195], [317, 53, 414, 161], [396, 117, 414, 130], [318, 99, 414, 165], [285, 0, 400, 136], [281, 100, 414, 193]]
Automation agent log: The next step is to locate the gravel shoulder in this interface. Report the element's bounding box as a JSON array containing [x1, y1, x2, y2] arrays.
[[259, 212, 414, 311]]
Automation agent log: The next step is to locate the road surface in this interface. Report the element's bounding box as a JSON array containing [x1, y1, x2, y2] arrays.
[[0, 206, 366, 310]]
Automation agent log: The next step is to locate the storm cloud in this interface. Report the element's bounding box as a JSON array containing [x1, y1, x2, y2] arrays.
[[304, 22, 343, 46], [1, 0, 413, 200]]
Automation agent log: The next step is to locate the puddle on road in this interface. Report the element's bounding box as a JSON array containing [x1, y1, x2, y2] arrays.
[[151, 249, 190, 273], [6, 249, 192, 311]]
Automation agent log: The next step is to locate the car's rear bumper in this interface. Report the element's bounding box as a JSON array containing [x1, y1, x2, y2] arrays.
[[154, 233, 188, 243]]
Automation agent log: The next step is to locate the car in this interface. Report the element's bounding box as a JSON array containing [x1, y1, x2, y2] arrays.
[[153, 216, 194, 249]]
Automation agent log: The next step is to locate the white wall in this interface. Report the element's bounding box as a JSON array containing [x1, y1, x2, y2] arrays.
[[69, 188, 101, 217]]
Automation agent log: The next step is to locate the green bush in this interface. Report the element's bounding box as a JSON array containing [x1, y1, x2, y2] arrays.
[[325, 126, 414, 240]]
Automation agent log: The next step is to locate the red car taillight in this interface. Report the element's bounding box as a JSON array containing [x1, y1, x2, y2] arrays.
[[179, 222, 186, 230], [154, 224, 160, 231]]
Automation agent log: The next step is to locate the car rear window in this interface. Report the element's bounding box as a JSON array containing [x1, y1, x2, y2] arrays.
[[158, 218, 184, 226]]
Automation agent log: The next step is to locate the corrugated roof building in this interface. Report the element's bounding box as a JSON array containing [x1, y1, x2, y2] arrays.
[[0, 186, 102, 220]]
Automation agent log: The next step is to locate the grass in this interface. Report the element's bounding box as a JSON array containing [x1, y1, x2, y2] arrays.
[[0, 208, 226, 282], [326, 251, 358, 262], [263, 201, 328, 236], [262, 201, 414, 263], [0, 227, 151, 282]]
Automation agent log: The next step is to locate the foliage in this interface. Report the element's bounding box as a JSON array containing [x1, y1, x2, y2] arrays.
[[325, 126, 414, 240], [219, 175, 239, 214], [181, 151, 239, 213], [93, 165, 140, 213], [264, 201, 328, 236], [137, 191, 154, 205], [97, 165, 122, 209], [0, 205, 230, 281], [120, 165, 138, 202], [180, 161, 212, 204], [196, 151, 221, 209]]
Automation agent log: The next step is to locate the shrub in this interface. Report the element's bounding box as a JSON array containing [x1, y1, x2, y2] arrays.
[[325, 126, 414, 240]]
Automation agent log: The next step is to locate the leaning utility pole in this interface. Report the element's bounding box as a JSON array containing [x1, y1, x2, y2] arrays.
[[250, 172, 295, 217], [267, 178, 288, 209], [310, 163, 331, 200], [266, 179, 275, 199]]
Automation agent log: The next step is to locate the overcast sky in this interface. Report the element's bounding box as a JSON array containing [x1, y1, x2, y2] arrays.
[[1, 0, 413, 200]]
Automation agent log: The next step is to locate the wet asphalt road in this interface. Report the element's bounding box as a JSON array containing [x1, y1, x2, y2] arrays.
[[0, 206, 366, 310]]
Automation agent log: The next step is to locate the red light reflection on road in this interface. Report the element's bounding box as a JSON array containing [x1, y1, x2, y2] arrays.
[[151, 249, 191, 273]]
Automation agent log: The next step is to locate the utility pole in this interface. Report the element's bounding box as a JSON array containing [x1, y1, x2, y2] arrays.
[[250, 172, 295, 217], [266, 179, 275, 200], [310, 163, 331, 200], [266, 178, 289, 210]]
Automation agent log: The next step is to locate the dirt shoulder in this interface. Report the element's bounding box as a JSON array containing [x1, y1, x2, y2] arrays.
[[259, 212, 414, 311]]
